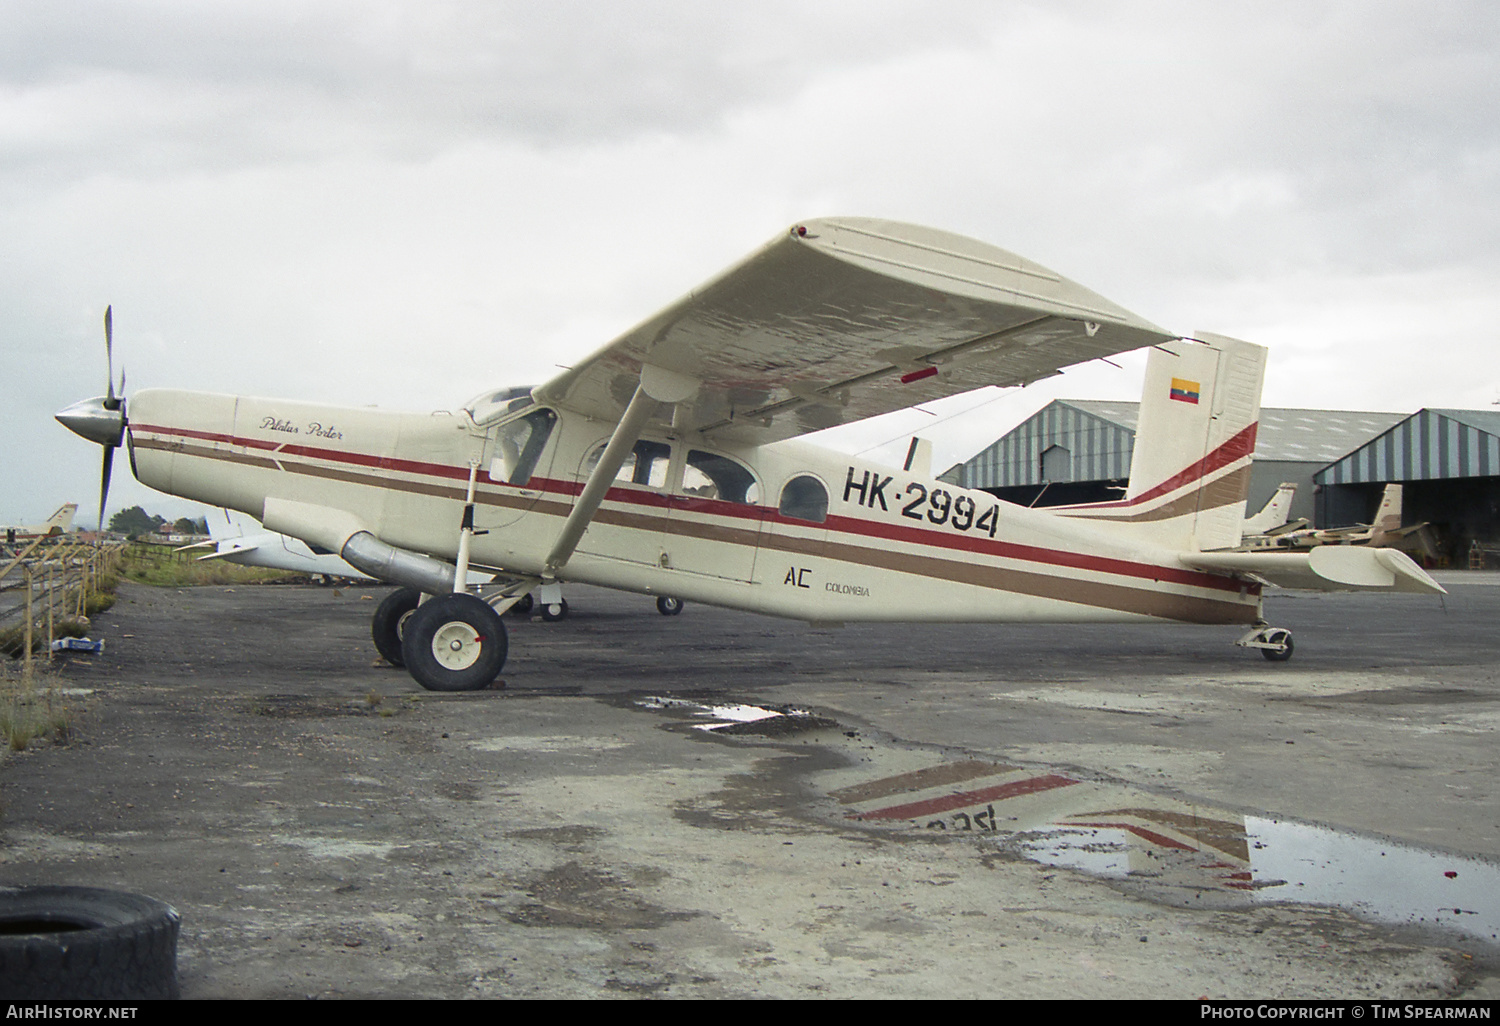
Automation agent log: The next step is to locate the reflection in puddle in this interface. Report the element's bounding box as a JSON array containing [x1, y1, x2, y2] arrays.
[[1242, 818, 1500, 940], [636, 696, 812, 732], [828, 759, 1500, 944], [631, 698, 1500, 945]]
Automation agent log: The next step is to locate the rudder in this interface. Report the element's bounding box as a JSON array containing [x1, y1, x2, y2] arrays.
[[1057, 333, 1266, 551]]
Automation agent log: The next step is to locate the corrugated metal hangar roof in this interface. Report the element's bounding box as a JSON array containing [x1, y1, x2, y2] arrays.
[[958, 400, 1407, 490], [1317, 409, 1500, 485]]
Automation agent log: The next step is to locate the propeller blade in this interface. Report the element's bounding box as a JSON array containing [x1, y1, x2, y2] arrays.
[[105, 306, 115, 407], [99, 445, 115, 534]]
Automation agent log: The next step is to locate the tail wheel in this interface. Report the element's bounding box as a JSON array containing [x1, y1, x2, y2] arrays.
[[371, 587, 422, 667], [401, 593, 507, 691], [656, 596, 683, 616], [540, 598, 569, 622], [1261, 629, 1294, 662]]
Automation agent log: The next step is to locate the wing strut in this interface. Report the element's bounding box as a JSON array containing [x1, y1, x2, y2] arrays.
[[542, 364, 699, 578]]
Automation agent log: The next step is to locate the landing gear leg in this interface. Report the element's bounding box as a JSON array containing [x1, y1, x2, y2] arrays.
[[1236, 625, 1293, 662], [537, 581, 568, 622]]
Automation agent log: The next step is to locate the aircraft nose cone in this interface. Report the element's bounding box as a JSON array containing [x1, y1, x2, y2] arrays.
[[56, 396, 125, 447]]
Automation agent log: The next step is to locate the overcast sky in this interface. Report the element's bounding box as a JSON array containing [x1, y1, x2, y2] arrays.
[[3, 0, 1497, 526]]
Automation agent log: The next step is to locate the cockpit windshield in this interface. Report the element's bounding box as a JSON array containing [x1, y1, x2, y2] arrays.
[[464, 386, 536, 427]]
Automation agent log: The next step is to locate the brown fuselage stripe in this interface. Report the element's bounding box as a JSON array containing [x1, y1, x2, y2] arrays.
[[140, 432, 1251, 593], [138, 437, 1260, 622], [1060, 465, 1252, 524]]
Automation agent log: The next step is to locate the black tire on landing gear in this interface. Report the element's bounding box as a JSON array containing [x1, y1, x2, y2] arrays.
[[0, 885, 180, 999], [372, 587, 422, 667], [1261, 630, 1294, 662], [401, 592, 508, 691], [509, 592, 534, 616], [540, 598, 569, 622], [656, 596, 683, 616]]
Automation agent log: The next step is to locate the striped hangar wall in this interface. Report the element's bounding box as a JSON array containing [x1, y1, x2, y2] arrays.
[[949, 401, 1404, 521], [950, 400, 1137, 507], [1314, 409, 1500, 560]]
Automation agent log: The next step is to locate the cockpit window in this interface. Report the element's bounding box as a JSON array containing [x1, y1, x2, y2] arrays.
[[465, 386, 536, 427], [490, 407, 556, 486], [683, 450, 761, 505]]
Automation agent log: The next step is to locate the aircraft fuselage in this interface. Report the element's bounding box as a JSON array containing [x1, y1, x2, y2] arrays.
[[125, 387, 1263, 627]]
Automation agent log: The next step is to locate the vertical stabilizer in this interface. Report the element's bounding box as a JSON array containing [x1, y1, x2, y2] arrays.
[[46, 504, 78, 533], [1368, 483, 1403, 546], [1056, 334, 1266, 551], [1243, 483, 1297, 534]]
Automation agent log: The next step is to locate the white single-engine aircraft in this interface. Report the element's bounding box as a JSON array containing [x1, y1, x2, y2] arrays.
[[183, 506, 373, 582], [3, 503, 78, 544], [56, 218, 1443, 691]]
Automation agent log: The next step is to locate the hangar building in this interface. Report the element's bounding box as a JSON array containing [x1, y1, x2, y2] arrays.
[[942, 401, 1500, 564], [1316, 409, 1500, 563], [940, 401, 1403, 527]]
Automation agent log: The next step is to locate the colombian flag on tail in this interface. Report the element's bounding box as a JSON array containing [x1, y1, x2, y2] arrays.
[[1169, 377, 1200, 404]]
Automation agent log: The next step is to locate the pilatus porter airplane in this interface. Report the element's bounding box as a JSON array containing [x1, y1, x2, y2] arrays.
[[56, 218, 1443, 691]]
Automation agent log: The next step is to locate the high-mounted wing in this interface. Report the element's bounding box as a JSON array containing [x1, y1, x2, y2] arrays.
[[533, 217, 1175, 445]]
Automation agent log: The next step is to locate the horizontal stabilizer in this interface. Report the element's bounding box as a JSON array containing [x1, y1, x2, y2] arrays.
[[195, 539, 260, 562], [1184, 546, 1445, 595]]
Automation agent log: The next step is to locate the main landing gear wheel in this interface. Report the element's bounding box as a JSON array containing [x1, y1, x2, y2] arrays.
[[509, 592, 534, 616], [401, 593, 507, 692], [540, 598, 569, 622], [656, 596, 683, 616], [371, 587, 421, 667]]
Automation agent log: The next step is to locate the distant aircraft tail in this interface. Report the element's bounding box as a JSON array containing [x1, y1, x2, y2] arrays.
[[204, 507, 242, 544], [1367, 483, 1403, 547], [45, 503, 78, 534], [1055, 334, 1266, 551], [1243, 482, 1297, 535]]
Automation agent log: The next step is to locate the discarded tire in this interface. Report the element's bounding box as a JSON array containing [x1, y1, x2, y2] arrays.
[[0, 886, 180, 999]]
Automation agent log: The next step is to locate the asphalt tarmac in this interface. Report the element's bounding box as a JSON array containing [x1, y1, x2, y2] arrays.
[[1, 575, 1497, 999]]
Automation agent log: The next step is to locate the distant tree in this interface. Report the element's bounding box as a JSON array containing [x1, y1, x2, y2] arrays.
[[109, 505, 167, 538], [172, 517, 198, 535]]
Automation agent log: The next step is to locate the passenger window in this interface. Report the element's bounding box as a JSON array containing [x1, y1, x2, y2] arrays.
[[778, 475, 828, 523], [490, 408, 556, 486], [584, 439, 671, 488], [683, 450, 761, 505]]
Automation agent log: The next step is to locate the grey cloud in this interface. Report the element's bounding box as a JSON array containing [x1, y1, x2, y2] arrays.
[[0, 0, 1005, 178]]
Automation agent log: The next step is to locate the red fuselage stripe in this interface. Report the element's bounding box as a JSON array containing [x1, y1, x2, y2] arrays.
[[132, 423, 1256, 595], [1058, 422, 1259, 511]]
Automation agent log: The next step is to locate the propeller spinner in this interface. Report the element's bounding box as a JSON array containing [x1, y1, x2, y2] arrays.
[[55, 306, 128, 531]]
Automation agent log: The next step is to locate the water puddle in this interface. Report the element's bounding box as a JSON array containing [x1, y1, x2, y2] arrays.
[[830, 759, 1500, 944], [632, 695, 1500, 945], [635, 696, 823, 733]]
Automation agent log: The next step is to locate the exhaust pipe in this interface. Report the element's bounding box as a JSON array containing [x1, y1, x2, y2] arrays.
[[341, 531, 459, 596]]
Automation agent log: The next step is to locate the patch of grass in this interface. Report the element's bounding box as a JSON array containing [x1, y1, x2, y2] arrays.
[[0, 666, 81, 752], [118, 544, 309, 587], [0, 616, 92, 659]]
